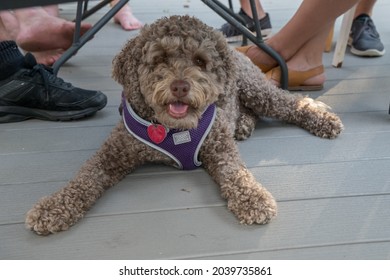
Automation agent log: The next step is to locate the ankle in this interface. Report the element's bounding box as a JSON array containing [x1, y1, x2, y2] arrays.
[[246, 45, 277, 67], [0, 41, 25, 80], [286, 56, 323, 72], [241, 8, 266, 20]]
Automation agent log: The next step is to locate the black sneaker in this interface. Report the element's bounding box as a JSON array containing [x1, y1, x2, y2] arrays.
[[349, 14, 385, 57], [219, 9, 272, 43], [0, 53, 107, 123]]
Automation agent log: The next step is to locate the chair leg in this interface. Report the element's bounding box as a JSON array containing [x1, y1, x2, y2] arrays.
[[324, 24, 334, 53], [332, 5, 357, 68]]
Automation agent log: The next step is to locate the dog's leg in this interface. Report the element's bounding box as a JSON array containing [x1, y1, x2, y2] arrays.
[[234, 51, 343, 139], [235, 112, 257, 140], [235, 105, 258, 140], [200, 119, 277, 225], [241, 84, 343, 139], [25, 123, 146, 235]]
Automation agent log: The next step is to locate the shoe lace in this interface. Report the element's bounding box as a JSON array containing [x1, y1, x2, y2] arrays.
[[354, 16, 379, 39], [365, 18, 379, 38], [28, 64, 72, 100]]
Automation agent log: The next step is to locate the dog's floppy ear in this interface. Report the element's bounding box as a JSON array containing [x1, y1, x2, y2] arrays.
[[112, 35, 143, 89]]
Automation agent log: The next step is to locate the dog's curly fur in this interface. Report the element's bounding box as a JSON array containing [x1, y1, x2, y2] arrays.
[[25, 16, 343, 235]]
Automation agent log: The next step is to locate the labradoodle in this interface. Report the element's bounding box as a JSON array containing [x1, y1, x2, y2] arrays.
[[25, 15, 343, 235]]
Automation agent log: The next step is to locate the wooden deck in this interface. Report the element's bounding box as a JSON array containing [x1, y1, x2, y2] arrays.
[[1, 0, 390, 260]]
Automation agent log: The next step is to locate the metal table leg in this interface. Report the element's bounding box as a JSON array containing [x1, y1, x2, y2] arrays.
[[52, 0, 129, 74]]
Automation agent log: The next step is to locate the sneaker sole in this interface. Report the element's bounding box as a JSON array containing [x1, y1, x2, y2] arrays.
[[348, 36, 386, 57], [0, 102, 106, 123], [350, 46, 385, 57], [0, 113, 30, 123], [226, 28, 272, 43]]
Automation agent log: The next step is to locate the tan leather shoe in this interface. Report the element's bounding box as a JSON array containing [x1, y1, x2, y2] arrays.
[[265, 65, 324, 91]]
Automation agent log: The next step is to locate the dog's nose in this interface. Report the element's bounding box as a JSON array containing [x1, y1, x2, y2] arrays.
[[170, 80, 190, 98]]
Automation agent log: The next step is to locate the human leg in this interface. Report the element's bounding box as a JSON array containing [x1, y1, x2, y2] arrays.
[[239, 0, 360, 67], [31, 49, 65, 66], [265, 23, 331, 90], [236, 0, 360, 89], [240, 0, 266, 19], [0, 15, 10, 41], [354, 0, 376, 16], [110, 0, 143, 31]]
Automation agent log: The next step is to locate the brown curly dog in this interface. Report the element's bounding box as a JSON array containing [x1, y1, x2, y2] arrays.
[[26, 15, 343, 235]]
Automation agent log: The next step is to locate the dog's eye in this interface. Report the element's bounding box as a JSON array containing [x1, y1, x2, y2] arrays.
[[153, 54, 168, 65], [155, 75, 164, 81], [193, 56, 206, 68]]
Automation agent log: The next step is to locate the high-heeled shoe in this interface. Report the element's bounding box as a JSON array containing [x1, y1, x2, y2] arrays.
[[265, 65, 325, 91]]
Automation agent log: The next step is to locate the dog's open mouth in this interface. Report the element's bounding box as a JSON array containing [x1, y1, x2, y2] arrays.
[[168, 101, 189, 118]]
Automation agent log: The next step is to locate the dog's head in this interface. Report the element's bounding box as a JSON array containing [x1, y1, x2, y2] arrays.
[[113, 15, 236, 130]]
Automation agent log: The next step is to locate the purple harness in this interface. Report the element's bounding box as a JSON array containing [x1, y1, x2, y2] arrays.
[[122, 96, 216, 170]]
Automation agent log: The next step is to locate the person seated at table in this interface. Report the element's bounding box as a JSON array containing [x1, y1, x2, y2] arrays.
[[236, 0, 385, 91]]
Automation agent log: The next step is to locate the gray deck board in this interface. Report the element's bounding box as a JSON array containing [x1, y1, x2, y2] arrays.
[[1, 0, 390, 260], [2, 195, 390, 259]]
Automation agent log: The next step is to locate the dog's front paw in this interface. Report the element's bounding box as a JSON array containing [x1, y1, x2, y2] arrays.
[[226, 183, 277, 225], [312, 111, 344, 139], [25, 195, 83, 235], [298, 98, 344, 139]]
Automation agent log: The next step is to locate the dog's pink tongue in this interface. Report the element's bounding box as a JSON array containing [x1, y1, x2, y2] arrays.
[[169, 102, 189, 118]]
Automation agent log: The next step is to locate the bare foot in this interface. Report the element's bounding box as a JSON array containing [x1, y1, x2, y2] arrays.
[[0, 12, 11, 39], [246, 45, 276, 65], [1, 8, 92, 52], [0, 11, 20, 40], [113, 5, 143, 30], [30, 49, 65, 66], [17, 20, 92, 52]]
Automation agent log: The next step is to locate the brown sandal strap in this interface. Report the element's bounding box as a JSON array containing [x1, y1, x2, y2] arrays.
[[289, 65, 324, 86], [266, 65, 324, 87]]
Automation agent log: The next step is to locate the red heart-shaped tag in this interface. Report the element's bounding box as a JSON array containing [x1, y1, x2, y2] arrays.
[[147, 124, 167, 144]]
